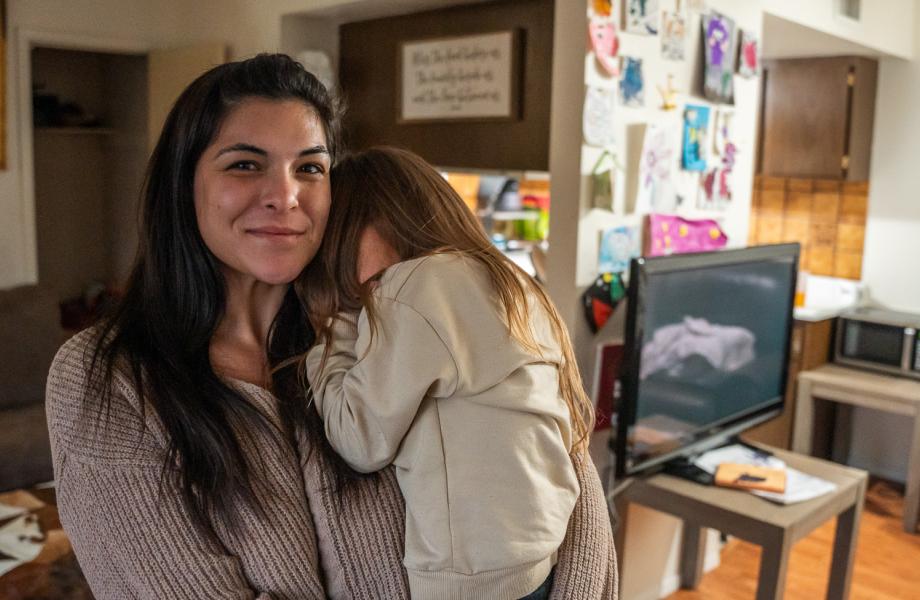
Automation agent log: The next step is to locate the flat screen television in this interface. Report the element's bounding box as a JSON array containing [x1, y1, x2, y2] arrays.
[[614, 244, 800, 478]]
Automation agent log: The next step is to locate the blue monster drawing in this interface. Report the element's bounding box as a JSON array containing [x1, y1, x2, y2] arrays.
[[620, 57, 644, 107]]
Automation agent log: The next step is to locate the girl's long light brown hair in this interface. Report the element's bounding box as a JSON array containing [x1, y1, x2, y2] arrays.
[[298, 146, 594, 453]]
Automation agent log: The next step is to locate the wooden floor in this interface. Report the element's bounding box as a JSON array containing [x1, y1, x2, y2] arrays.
[[667, 478, 920, 600]]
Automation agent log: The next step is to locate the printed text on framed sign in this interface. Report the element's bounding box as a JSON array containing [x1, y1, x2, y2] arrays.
[[399, 30, 520, 123]]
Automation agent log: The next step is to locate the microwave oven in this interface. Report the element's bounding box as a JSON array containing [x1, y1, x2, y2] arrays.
[[834, 307, 920, 380]]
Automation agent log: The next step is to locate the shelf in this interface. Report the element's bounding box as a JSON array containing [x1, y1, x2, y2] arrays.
[[483, 210, 541, 221], [501, 239, 548, 251], [35, 127, 115, 136]]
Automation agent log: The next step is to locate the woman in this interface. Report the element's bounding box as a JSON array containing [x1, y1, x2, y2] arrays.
[[45, 54, 617, 599]]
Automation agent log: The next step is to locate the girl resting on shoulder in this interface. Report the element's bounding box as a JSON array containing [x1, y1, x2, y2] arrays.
[[302, 146, 596, 600]]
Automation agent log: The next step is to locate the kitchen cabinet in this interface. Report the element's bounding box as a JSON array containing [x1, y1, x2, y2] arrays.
[[760, 57, 877, 181]]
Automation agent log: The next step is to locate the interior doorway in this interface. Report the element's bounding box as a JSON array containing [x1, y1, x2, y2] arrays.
[[18, 31, 224, 330], [31, 46, 148, 310]]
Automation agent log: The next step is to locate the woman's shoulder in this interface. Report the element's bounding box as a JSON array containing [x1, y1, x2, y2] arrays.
[[46, 326, 162, 465], [47, 327, 105, 410], [48, 326, 130, 401]]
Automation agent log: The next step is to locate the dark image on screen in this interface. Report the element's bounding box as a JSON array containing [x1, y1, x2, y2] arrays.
[[626, 256, 796, 470]]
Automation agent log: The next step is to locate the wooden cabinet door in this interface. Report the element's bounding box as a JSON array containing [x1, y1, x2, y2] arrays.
[[761, 58, 852, 180]]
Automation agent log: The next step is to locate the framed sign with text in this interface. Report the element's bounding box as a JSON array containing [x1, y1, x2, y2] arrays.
[[398, 30, 521, 123]]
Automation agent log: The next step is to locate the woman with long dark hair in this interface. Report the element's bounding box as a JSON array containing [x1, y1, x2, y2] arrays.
[[45, 54, 617, 599]]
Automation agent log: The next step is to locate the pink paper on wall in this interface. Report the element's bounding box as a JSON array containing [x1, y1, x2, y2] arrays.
[[589, 19, 620, 77], [644, 213, 728, 257]]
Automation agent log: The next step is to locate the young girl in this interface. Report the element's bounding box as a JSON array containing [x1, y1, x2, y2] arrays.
[[301, 147, 594, 600]]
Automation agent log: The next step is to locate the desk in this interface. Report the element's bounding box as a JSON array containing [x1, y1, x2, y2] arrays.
[[793, 364, 920, 533], [614, 446, 867, 600]]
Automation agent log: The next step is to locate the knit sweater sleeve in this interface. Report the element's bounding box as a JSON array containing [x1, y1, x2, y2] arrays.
[[549, 451, 619, 600], [306, 305, 458, 473], [45, 333, 281, 600]]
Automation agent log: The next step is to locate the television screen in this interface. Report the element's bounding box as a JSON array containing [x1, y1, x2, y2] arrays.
[[616, 244, 799, 477]]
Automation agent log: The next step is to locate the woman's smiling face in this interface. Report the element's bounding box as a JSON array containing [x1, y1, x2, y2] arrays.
[[193, 97, 332, 286]]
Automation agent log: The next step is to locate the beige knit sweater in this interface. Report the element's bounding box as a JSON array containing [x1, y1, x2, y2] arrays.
[[46, 329, 618, 599]]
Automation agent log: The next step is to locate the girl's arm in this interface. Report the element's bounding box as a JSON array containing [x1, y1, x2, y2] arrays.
[[306, 301, 458, 473], [549, 450, 619, 600]]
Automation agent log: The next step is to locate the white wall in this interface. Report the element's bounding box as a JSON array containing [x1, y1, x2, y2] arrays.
[[549, 1, 917, 597], [841, 6, 920, 483], [576, 1, 763, 277], [550, 1, 918, 372], [763, 0, 915, 60], [864, 52, 920, 313], [560, 2, 763, 597], [571, 0, 765, 417]]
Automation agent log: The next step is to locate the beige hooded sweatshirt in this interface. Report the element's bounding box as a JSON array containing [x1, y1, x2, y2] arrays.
[[307, 253, 579, 600]]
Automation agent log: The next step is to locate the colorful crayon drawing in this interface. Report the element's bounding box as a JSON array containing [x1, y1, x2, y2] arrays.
[[598, 226, 640, 274], [702, 12, 737, 103], [637, 122, 677, 213], [712, 109, 733, 157], [592, 0, 613, 17], [582, 272, 627, 334], [661, 10, 686, 60], [624, 0, 659, 35], [682, 104, 710, 171], [591, 149, 617, 211], [737, 29, 759, 78], [700, 142, 736, 210], [644, 213, 728, 257], [589, 18, 620, 77], [583, 86, 617, 148], [701, 109, 737, 209], [619, 57, 644, 107]]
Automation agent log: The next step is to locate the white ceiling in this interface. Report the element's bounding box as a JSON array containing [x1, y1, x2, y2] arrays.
[[762, 12, 882, 59]]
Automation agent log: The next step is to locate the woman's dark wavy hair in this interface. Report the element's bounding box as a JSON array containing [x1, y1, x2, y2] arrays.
[[87, 53, 363, 537]]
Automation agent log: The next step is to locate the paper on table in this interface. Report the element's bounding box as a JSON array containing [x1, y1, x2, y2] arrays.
[[0, 502, 27, 521], [0, 558, 23, 577], [693, 444, 837, 505], [752, 467, 838, 505], [693, 444, 786, 474], [0, 515, 44, 562]]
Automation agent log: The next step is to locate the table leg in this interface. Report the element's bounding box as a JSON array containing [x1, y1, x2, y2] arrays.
[[904, 413, 920, 533], [827, 478, 865, 599], [757, 531, 792, 600], [831, 404, 853, 465], [679, 522, 706, 589], [792, 379, 814, 455]]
